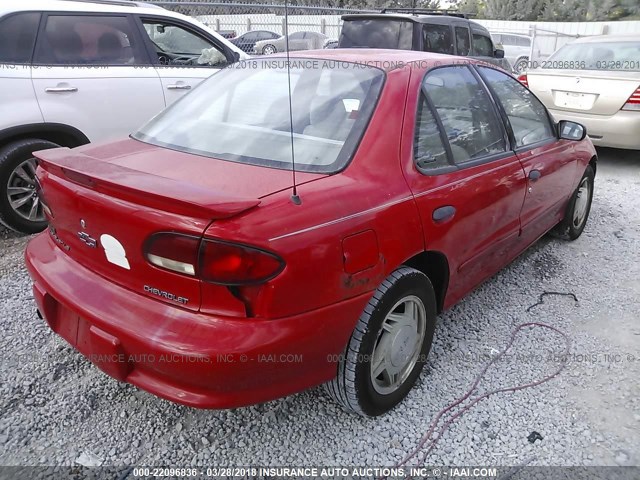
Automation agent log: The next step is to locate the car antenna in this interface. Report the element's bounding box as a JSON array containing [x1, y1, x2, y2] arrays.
[[284, 0, 301, 205]]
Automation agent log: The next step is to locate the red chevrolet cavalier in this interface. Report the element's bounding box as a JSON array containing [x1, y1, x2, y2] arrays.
[[25, 50, 596, 416]]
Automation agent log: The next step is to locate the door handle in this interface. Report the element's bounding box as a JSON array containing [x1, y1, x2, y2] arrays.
[[528, 169, 542, 182], [45, 87, 78, 93], [432, 205, 456, 223], [167, 84, 192, 90]]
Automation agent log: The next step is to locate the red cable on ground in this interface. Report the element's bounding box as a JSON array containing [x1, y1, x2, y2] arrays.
[[385, 294, 575, 477]]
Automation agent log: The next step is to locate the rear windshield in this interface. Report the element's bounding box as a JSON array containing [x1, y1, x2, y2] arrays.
[[339, 19, 413, 50], [133, 59, 385, 173], [548, 41, 640, 71]]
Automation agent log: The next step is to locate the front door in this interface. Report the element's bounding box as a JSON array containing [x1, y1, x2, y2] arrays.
[[31, 13, 165, 143], [402, 65, 527, 307], [476, 66, 576, 243], [137, 17, 234, 106]]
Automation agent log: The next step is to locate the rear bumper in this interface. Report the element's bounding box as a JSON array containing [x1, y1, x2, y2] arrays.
[[25, 232, 369, 409], [549, 108, 640, 150]]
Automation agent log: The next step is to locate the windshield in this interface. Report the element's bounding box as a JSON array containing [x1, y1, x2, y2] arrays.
[[339, 19, 413, 50], [548, 41, 640, 71], [133, 59, 385, 173]]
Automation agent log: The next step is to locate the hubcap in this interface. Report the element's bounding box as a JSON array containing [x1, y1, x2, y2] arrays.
[[572, 177, 590, 228], [370, 295, 426, 395], [7, 158, 44, 223], [263, 46, 275, 55]]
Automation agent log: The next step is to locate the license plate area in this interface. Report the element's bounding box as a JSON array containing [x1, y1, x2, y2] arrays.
[[554, 91, 597, 110]]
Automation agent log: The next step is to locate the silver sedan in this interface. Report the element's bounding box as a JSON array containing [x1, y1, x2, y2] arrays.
[[254, 31, 328, 55]]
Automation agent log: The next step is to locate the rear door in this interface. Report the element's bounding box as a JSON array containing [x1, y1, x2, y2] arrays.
[[477, 66, 576, 242], [402, 65, 526, 305], [0, 12, 42, 131], [136, 16, 235, 105], [31, 12, 165, 143]]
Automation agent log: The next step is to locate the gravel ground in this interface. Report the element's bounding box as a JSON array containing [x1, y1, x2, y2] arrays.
[[0, 148, 639, 470]]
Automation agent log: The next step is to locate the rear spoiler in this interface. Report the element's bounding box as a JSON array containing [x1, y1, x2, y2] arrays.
[[34, 148, 260, 219]]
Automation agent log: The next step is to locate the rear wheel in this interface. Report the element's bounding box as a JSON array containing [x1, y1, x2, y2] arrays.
[[513, 57, 529, 74], [555, 165, 594, 240], [0, 139, 59, 234], [262, 44, 276, 55], [326, 267, 437, 416]]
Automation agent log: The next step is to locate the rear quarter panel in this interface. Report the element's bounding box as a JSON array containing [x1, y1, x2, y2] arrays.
[[202, 66, 424, 320]]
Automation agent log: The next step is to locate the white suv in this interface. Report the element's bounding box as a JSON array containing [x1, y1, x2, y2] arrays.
[[0, 0, 248, 233]]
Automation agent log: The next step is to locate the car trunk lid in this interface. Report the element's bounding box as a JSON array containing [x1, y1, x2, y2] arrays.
[[527, 69, 640, 116], [34, 139, 325, 311]]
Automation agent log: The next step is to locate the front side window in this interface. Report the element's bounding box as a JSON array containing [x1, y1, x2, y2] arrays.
[[422, 25, 453, 55], [472, 34, 494, 57], [423, 66, 506, 164], [133, 60, 385, 173], [455, 27, 471, 56], [0, 12, 40, 64], [142, 20, 226, 66], [34, 15, 144, 65], [478, 66, 555, 148]]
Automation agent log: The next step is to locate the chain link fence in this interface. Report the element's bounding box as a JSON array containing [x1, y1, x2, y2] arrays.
[[139, 0, 630, 67], [141, 1, 379, 53]]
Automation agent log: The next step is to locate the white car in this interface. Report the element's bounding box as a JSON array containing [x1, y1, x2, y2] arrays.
[[491, 32, 533, 73], [0, 0, 249, 234], [521, 35, 640, 150]]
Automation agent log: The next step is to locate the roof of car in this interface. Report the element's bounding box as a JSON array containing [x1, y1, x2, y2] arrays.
[[341, 13, 489, 34], [0, 0, 164, 16], [492, 32, 532, 38], [269, 48, 479, 71], [571, 34, 640, 43], [343, 12, 467, 22]]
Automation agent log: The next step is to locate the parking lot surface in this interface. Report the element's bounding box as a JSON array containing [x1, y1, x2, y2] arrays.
[[0, 148, 638, 468]]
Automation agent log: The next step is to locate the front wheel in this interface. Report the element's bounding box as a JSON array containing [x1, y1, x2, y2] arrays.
[[325, 267, 437, 416], [262, 44, 276, 55], [0, 139, 60, 234], [555, 164, 594, 240]]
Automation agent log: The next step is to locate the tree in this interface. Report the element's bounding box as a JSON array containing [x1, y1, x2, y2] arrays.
[[483, 0, 546, 20]]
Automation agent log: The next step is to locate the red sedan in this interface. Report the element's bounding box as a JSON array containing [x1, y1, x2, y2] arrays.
[[25, 50, 596, 417]]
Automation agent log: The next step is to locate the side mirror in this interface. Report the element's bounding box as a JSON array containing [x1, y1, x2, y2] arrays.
[[558, 120, 587, 141], [494, 47, 505, 59]]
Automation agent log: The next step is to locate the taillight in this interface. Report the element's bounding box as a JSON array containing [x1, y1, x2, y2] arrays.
[[622, 86, 640, 111], [145, 233, 199, 276], [144, 233, 285, 286], [517, 74, 528, 88]]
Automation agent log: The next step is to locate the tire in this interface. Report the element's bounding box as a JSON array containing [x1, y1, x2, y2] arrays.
[[262, 44, 276, 55], [0, 139, 59, 234], [554, 165, 594, 240], [513, 57, 529, 74], [326, 267, 437, 416]]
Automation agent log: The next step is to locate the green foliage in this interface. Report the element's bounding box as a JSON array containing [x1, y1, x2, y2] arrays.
[[450, 0, 640, 20]]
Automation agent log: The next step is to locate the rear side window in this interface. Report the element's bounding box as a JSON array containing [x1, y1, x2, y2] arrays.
[[472, 34, 493, 57], [34, 15, 145, 65], [339, 19, 413, 50], [414, 95, 449, 171], [478, 67, 554, 148], [0, 12, 40, 64], [422, 25, 453, 55], [423, 66, 506, 164], [455, 27, 470, 56]]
